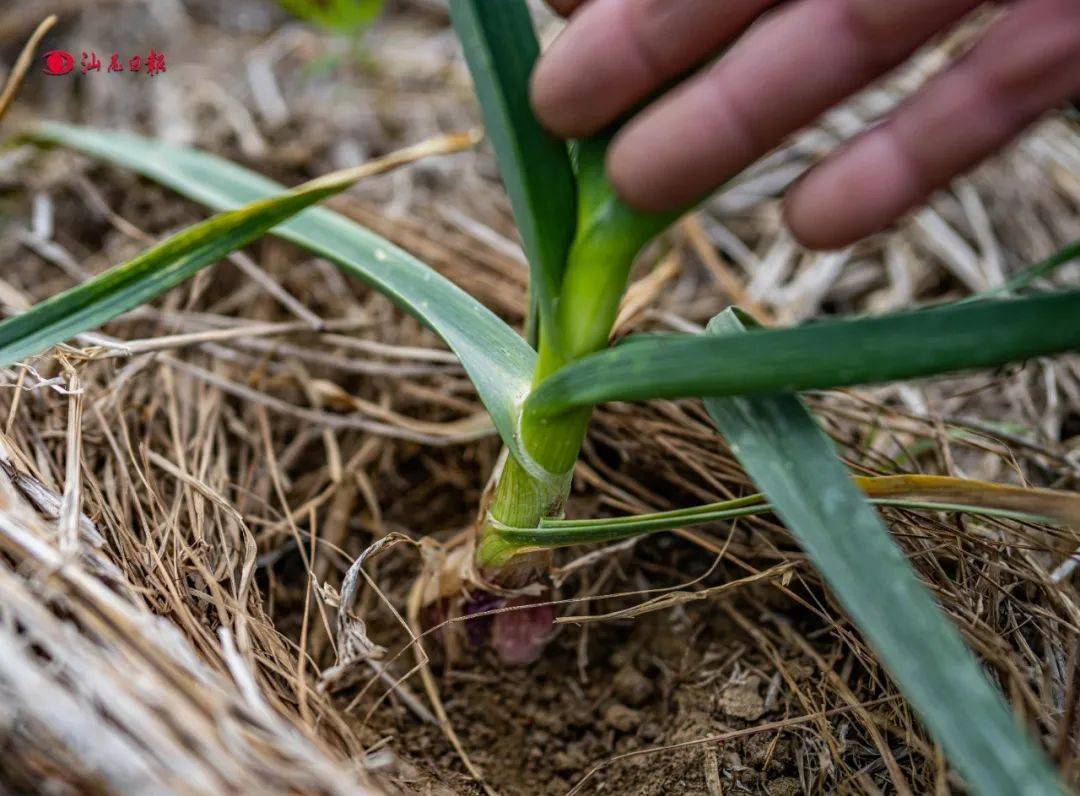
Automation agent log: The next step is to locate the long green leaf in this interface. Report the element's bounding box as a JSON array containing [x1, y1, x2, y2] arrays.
[[0, 192, 313, 364], [29, 123, 536, 458], [497, 471, 1080, 545], [491, 475, 1080, 548], [495, 499, 1063, 547], [449, 0, 577, 349], [700, 310, 1061, 794], [968, 238, 1080, 302], [525, 290, 1080, 417], [0, 137, 459, 365]]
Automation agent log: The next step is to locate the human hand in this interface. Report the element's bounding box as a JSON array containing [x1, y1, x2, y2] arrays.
[[531, 0, 1080, 249]]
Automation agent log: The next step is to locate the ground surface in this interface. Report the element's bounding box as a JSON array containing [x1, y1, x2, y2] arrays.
[[1, 1, 1079, 794]]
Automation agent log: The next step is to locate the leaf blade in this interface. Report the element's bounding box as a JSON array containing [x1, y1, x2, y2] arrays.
[[700, 310, 1061, 794], [449, 0, 577, 348], [967, 238, 1080, 301], [27, 123, 536, 455], [489, 474, 1080, 548], [526, 290, 1080, 416], [0, 140, 444, 365]]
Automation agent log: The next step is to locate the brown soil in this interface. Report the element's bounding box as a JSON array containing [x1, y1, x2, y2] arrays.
[[372, 582, 850, 795]]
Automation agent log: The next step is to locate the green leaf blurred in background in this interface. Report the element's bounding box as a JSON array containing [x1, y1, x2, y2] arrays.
[[277, 0, 384, 35]]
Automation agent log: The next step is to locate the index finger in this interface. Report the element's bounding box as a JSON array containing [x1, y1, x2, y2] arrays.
[[532, 0, 776, 138]]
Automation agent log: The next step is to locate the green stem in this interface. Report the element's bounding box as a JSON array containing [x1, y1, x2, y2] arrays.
[[477, 234, 622, 568], [477, 138, 677, 572]]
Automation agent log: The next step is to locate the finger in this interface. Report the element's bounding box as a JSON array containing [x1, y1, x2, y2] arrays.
[[786, 0, 1080, 250], [532, 0, 778, 138], [607, 0, 982, 213]]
